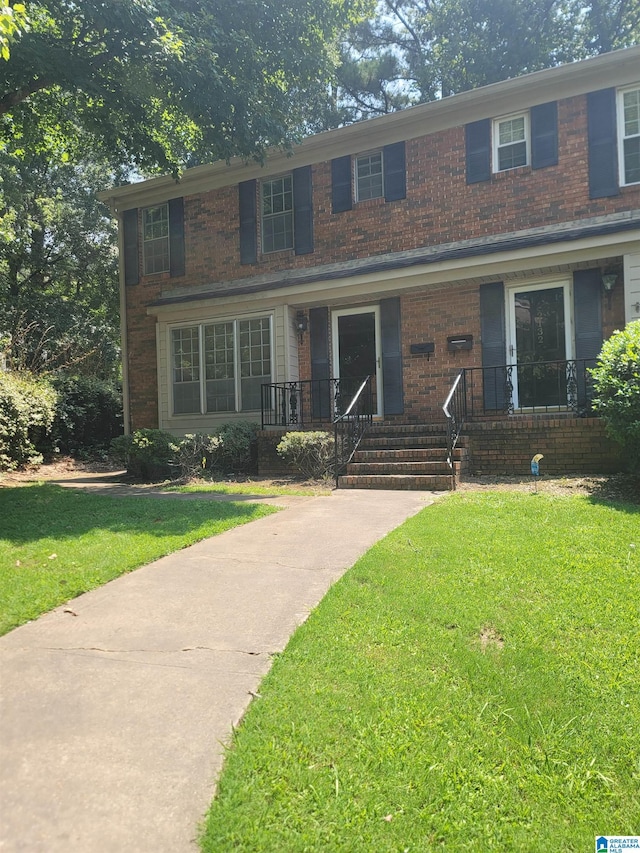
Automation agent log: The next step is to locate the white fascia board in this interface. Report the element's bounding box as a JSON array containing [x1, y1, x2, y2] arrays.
[[99, 46, 640, 213]]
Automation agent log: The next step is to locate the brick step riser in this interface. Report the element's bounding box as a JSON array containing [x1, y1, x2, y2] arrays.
[[354, 449, 466, 462], [360, 438, 466, 450], [346, 462, 458, 475], [338, 475, 455, 491]]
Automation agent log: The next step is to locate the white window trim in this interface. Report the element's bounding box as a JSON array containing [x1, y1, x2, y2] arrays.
[[617, 83, 640, 187], [492, 112, 530, 173], [168, 313, 274, 417], [354, 150, 384, 203], [260, 174, 294, 254], [142, 203, 170, 275]]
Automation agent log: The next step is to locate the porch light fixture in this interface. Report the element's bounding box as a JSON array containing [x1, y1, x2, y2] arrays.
[[295, 310, 308, 343], [601, 271, 617, 309]]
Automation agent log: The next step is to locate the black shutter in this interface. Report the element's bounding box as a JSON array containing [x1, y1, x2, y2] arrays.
[[310, 306, 330, 419], [587, 89, 619, 199], [331, 155, 352, 213], [168, 197, 185, 277], [465, 119, 491, 184], [380, 297, 404, 414], [239, 179, 257, 264], [293, 165, 314, 255], [122, 208, 139, 286], [574, 268, 603, 410], [479, 282, 506, 411], [531, 101, 558, 169], [383, 141, 406, 201]]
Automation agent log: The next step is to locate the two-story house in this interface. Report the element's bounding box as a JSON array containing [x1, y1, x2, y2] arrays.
[[101, 45, 640, 486]]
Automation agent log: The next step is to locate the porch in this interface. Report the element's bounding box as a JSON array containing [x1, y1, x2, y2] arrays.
[[259, 359, 622, 489]]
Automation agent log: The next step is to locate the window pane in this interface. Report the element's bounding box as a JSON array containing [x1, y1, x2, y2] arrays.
[[172, 327, 200, 413], [623, 89, 640, 137], [623, 137, 640, 185], [239, 318, 270, 409], [356, 152, 383, 201], [498, 140, 527, 171], [143, 205, 169, 274], [623, 89, 640, 185], [262, 176, 293, 252]]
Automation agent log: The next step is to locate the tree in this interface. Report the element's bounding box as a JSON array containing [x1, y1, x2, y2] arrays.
[[334, 0, 640, 121], [0, 0, 370, 175], [0, 2, 28, 60], [0, 146, 122, 378]]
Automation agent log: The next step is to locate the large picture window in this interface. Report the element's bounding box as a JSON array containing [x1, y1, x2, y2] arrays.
[[261, 175, 293, 253], [171, 317, 271, 415], [142, 204, 170, 274], [619, 85, 640, 186]]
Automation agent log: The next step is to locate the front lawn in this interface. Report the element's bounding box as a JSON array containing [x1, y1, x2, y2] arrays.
[[202, 492, 640, 852], [0, 483, 276, 635]]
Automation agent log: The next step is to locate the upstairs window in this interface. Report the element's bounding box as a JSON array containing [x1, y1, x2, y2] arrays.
[[355, 151, 383, 201], [619, 85, 640, 186], [261, 175, 293, 253], [142, 204, 170, 274], [493, 114, 529, 172]]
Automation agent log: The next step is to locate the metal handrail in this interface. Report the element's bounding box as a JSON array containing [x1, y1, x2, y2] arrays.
[[333, 376, 373, 488], [442, 369, 467, 488]]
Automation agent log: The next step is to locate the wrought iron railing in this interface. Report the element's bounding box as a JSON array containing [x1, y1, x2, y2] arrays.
[[442, 369, 467, 484], [261, 377, 373, 428], [463, 358, 597, 417], [333, 376, 374, 487]]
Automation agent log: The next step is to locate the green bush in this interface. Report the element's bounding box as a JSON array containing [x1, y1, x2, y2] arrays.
[[214, 421, 258, 474], [591, 320, 640, 473], [110, 429, 178, 481], [0, 371, 57, 470], [276, 430, 335, 480], [51, 375, 123, 456], [173, 433, 221, 480]]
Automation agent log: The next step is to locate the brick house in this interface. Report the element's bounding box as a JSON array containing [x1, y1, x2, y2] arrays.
[[101, 46, 640, 487]]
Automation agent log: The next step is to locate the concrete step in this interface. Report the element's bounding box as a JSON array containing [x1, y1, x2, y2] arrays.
[[338, 473, 455, 490]]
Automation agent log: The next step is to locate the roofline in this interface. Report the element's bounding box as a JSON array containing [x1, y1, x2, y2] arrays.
[[99, 46, 640, 212]]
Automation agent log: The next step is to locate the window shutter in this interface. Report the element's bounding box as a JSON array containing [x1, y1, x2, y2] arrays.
[[573, 268, 603, 411], [465, 119, 491, 184], [331, 155, 352, 213], [383, 142, 406, 201], [123, 208, 139, 286], [239, 180, 257, 264], [479, 282, 506, 411], [380, 297, 404, 414], [168, 197, 185, 277], [531, 101, 558, 169], [587, 89, 619, 199], [293, 165, 314, 255], [310, 306, 330, 419]]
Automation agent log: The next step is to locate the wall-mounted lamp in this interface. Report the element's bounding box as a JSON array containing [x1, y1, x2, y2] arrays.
[[295, 310, 308, 343], [602, 271, 617, 309]]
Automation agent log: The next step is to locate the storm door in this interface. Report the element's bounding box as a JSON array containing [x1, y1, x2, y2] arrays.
[[508, 282, 572, 409], [332, 307, 382, 417]]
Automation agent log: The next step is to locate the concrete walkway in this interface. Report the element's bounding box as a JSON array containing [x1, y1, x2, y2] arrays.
[[0, 484, 439, 852]]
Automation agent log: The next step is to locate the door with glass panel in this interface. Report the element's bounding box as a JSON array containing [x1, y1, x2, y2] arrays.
[[331, 307, 382, 417], [508, 283, 572, 409]]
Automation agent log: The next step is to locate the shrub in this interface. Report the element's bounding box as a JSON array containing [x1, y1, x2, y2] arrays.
[[591, 320, 640, 473], [214, 421, 258, 474], [173, 433, 221, 480], [276, 430, 335, 480], [110, 429, 178, 481], [51, 375, 123, 456], [0, 371, 57, 470]]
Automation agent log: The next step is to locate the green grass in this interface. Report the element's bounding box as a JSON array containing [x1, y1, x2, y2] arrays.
[[201, 492, 640, 852], [0, 483, 277, 635]]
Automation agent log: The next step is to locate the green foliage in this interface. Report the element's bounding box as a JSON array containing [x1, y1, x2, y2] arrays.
[[276, 430, 335, 479], [591, 320, 640, 472], [50, 375, 123, 455], [203, 493, 640, 850], [110, 428, 178, 481], [0, 0, 370, 175], [214, 421, 258, 474], [0, 2, 28, 60], [0, 370, 56, 469]]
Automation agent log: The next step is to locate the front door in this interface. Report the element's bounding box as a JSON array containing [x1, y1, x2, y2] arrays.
[[332, 307, 382, 416], [508, 281, 572, 408]]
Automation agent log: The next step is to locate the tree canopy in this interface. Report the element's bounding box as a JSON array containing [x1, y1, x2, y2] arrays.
[[1, 0, 370, 174], [334, 0, 640, 121]]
